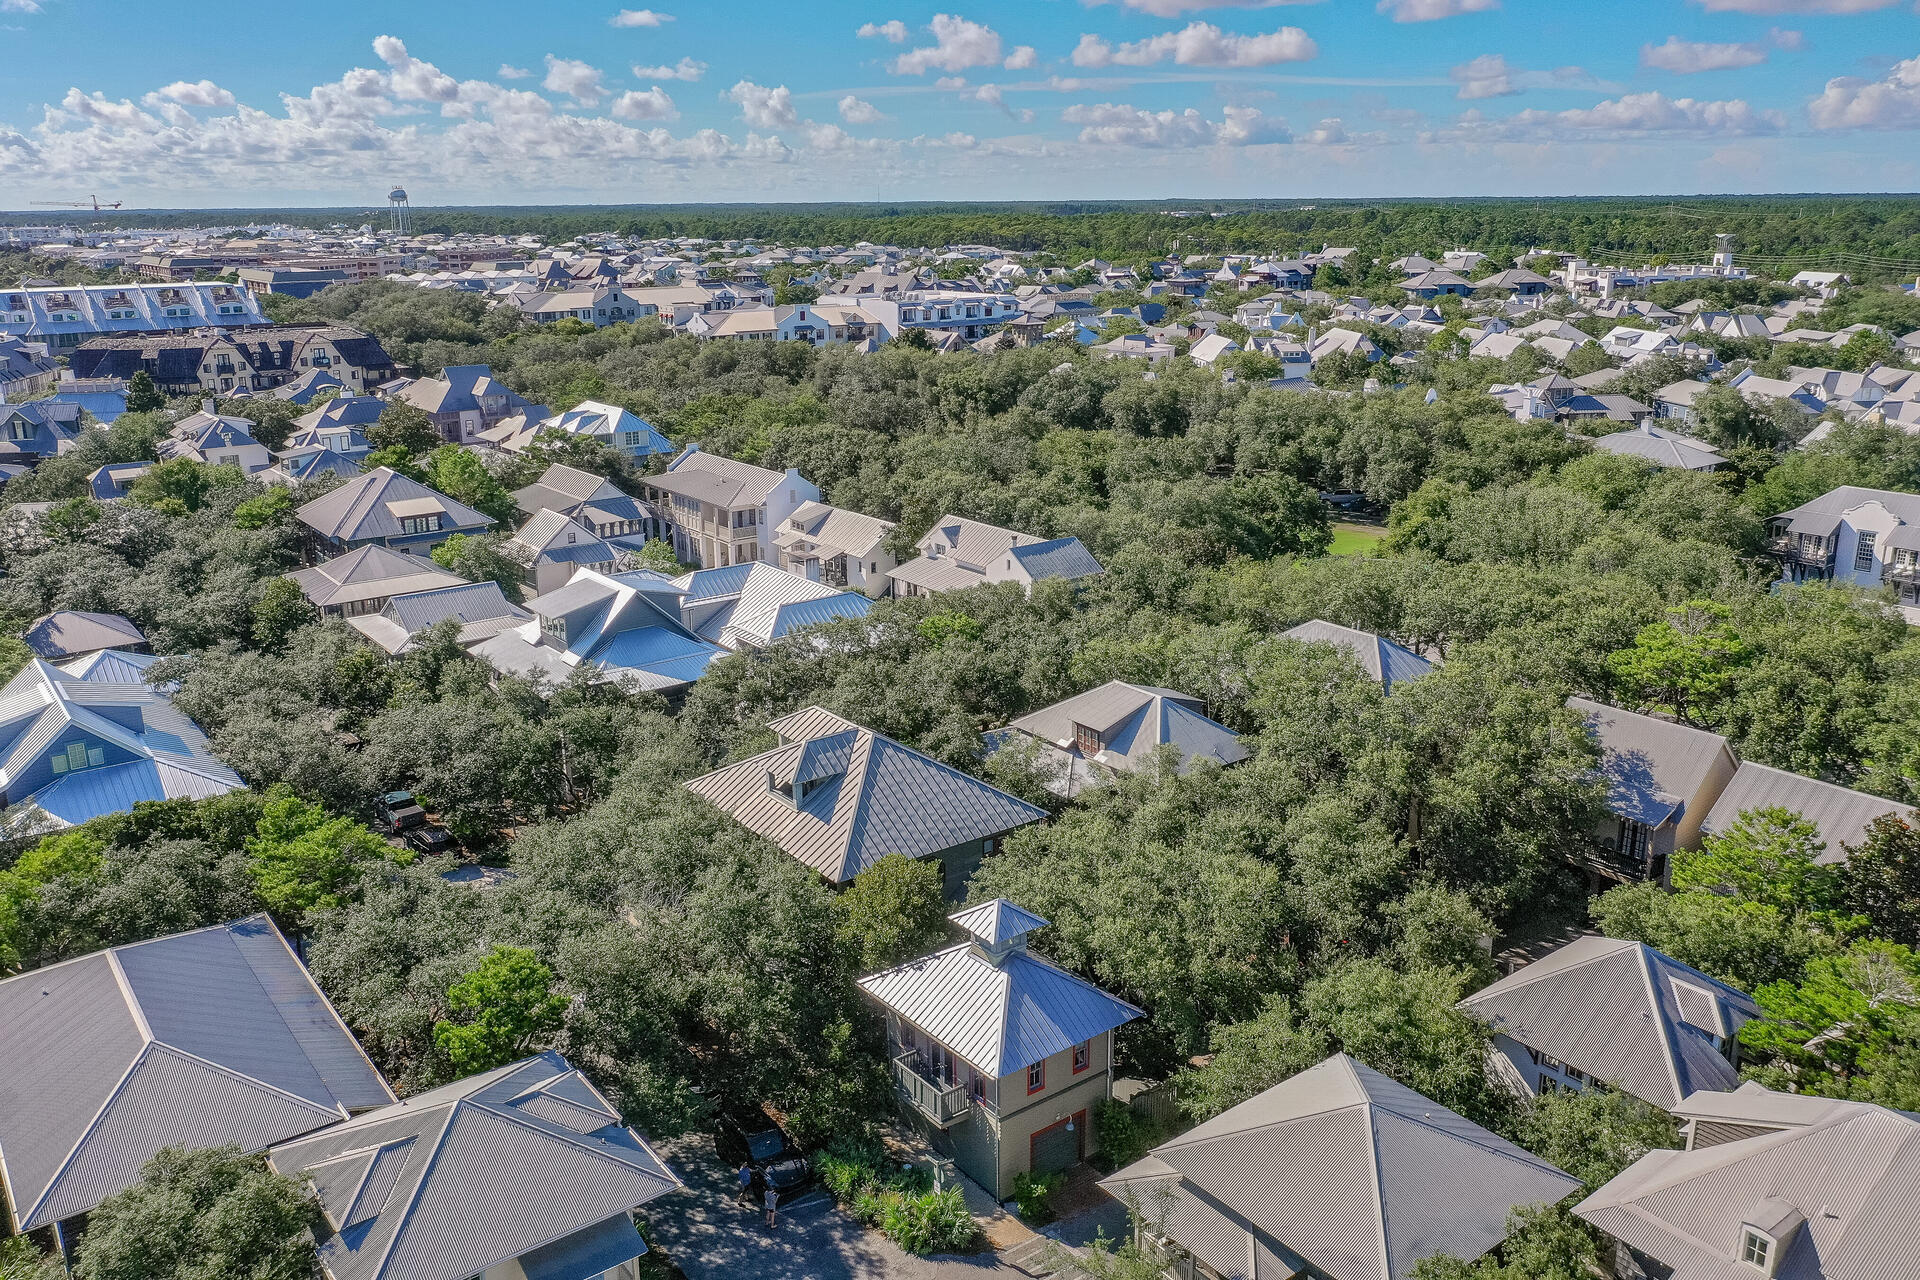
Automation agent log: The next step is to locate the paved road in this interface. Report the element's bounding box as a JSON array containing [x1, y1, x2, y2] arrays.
[[644, 1132, 1025, 1280]]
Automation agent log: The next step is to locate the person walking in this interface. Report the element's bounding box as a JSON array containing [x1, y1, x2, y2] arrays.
[[764, 1183, 780, 1229], [735, 1162, 754, 1208]]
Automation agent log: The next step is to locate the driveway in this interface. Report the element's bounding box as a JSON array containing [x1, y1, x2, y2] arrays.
[[644, 1131, 1027, 1280]]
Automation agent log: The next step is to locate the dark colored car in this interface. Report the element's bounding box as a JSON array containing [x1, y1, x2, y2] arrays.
[[376, 790, 425, 833], [715, 1108, 812, 1198], [404, 825, 453, 855]]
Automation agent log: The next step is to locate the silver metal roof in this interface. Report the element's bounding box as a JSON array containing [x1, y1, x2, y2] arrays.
[[1701, 762, 1909, 866], [1569, 697, 1734, 829], [269, 1051, 679, 1280], [21, 610, 146, 660], [685, 707, 1046, 885], [0, 915, 392, 1232], [857, 934, 1141, 1077], [1000, 681, 1248, 780], [1460, 935, 1759, 1110], [1102, 1054, 1578, 1280], [1577, 1095, 1920, 1280], [950, 899, 1048, 947], [296, 467, 493, 544], [1281, 621, 1435, 693]]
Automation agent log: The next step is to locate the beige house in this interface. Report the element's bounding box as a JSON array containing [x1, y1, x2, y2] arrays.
[[888, 515, 1103, 598], [643, 446, 819, 569], [858, 900, 1142, 1200], [1570, 697, 1740, 885], [774, 500, 897, 596]]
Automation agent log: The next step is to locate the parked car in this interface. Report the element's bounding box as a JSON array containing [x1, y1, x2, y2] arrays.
[[376, 790, 425, 833], [714, 1107, 812, 1198], [404, 825, 453, 855]]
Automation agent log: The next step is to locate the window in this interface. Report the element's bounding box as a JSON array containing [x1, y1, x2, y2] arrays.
[[1027, 1060, 1045, 1095], [1072, 1042, 1090, 1074], [1538, 1052, 1565, 1071], [900, 1024, 916, 1052], [1074, 723, 1101, 757], [398, 515, 443, 535], [1741, 1231, 1771, 1269], [1855, 530, 1878, 572], [50, 741, 104, 774]]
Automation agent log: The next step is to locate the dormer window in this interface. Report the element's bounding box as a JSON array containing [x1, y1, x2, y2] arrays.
[[1074, 724, 1101, 757], [51, 741, 105, 774], [1741, 1231, 1771, 1269], [768, 770, 795, 803]]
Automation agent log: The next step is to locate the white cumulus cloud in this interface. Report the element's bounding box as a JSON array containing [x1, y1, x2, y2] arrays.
[[857, 19, 910, 41], [609, 9, 672, 26], [1808, 53, 1920, 129], [633, 57, 707, 81], [1378, 0, 1498, 21], [892, 14, 1006, 75], [144, 80, 237, 109], [1071, 20, 1317, 68], [1641, 36, 1770, 73], [543, 56, 608, 105], [498, 64, 531, 79], [1447, 53, 1610, 99], [1064, 100, 1290, 146], [726, 79, 797, 129], [838, 95, 888, 123], [1004, 45, 1038, 70], [374, 35, 460, 104], [610, 86, 678, 119]]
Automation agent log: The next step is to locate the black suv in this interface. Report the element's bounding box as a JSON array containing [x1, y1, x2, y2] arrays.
[[714, 1107, 812, 1199], [376, 790, 425, 833]]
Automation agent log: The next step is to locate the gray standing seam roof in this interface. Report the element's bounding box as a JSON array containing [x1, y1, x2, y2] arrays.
[[296, 468, 493, 544], [1570, 696, 1733, 829], [685, 706, 1047, 885], [268, 1051, 679, 1280], [1101, 1054, 1578, 1280], [1282, 621, 1435, 693], [1000, 681, 1248, 776], [1701, 762, 1910, 866], [0, 915, 392, 1232], [21, 610, 146, 660], [1460, 935, 1760, 1110], [1576, 1098, 1920, 1280]]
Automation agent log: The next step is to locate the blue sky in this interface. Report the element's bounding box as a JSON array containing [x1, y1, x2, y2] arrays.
[[3, 0, 1918, 208]]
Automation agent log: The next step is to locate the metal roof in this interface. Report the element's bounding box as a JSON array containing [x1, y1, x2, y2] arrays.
[[296, 468, 493, 544], [1460, 935, 1759, 1110], [1102, 1054, 1578, 1280], [1000, 681, 1247, 782], [1569, 697, 1734, 829], [1592, 424, 1727, 471], [0, 915, 392, 1232], [21, 610, 145, 660], [1701, 762, 1909, 866], [1577, 1094, 1920, 1280], [857, 929, 1141, 1077], [287, 546, 466, 609], [671, 563, 872, 650], [652, 448, 787, 508], [950, 899, 1048, 947], [1282, 621, 1435, 693], [1009, 536, 1104, 582], [269, 1052, 679, 1280], [686, 708, 1046, 884]]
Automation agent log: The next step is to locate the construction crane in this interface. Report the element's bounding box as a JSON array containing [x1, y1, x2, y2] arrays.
[[30, 195, 122, 211]]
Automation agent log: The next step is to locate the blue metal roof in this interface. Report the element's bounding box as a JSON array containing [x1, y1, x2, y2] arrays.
[[592, 626, 722, 685], [1009, 536, 1104, 581], [766, 592, 872, 638]]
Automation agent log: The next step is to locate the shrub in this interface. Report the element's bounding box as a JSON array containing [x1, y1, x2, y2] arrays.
[[1012, 1170, 1065, 1224], [880, 1186, 979, 1255], [1091, 1097, 1152, 1171], [818, 1133, 888, 1203]]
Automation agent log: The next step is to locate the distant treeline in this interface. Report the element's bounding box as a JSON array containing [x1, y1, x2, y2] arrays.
[[6, 195, 1920, 280]]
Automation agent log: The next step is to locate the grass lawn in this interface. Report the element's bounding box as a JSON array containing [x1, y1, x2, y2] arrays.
[[1327, 522, 1388, 556]]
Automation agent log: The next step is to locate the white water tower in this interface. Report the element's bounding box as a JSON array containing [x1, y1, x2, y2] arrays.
[[1712, 233, 1734, 272], [388, 187, 411, 235]]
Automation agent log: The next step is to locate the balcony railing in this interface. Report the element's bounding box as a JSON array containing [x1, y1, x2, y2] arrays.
[[1766, 536, 1832, 565], [892, 1053, 972, 1128]]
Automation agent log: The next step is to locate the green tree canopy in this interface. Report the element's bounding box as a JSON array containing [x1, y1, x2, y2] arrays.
[[432, 945, 570, 1075]]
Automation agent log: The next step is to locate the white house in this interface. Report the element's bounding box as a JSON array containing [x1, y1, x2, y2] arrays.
[[1767, 484, 1920, 622]]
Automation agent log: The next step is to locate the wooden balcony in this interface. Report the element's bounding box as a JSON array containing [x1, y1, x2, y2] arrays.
[[892, 1053, 972, 1128]]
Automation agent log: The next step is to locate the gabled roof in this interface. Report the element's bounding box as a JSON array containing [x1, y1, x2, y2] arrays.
[[1460, 935, 1759, 1110], [671, 562, 872, 650], [0, 658, 243, 831], [1767, 484, 1920, 530], [1701, 762, 1909, 866], [652, 447, 789, 508], [1282, 620, 1435, 693], [1569, 697, 1733, 829], [1000, 681, 1247, 776], [471, 568, 720, 692], [287, 545, 466, 610], [21, 610, 145, 660], [296, 468, 494, 543], [774, 500, 894, 560], [348, 582, 532, 655], [0, 915, 393, 1232], [535, 400, 673, 455], [269, 1052, 679, 1280], [1592, 424, 1727, 471], [1577, 1094, 1920, 1280], [858, 903, 1140, 1077], [685, 707, 1046, 884], [1101, 1054, 1578, 1280]]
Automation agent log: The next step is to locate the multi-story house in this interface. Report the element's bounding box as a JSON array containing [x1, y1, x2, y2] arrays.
[[859, 900, 1142, 1200], [513, 285, 651, 328], [685, 706, 1045, 898], [69, 324, 395, 397], [1460, 935, 1758, 1111], [286, 544, 467, 619], [1570, 697, 1740, 885], [295, 467, 495, 557], [1766, 485, 1920, 621], [887, 515, 1103, 598], [992, 681, 1248, 798], [644, 446, 819, 569], [511, 463, 656, 545], [0, 335, 58, 400], [0, 400, 83, 466], [160, 404, 274, 473], [283, 325, 398, 393], [0, 281, 264, 349], [387, 365, 547, 444], [481, 399, 674, 461], [773, 500, 897, 596], [690, 302, 882, 347]]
